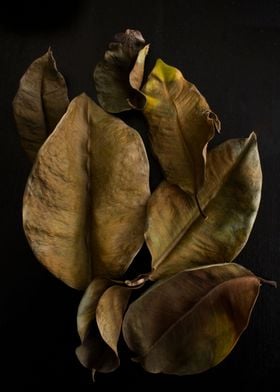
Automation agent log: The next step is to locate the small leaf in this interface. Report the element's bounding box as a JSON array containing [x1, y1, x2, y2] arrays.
[[142, 59, 220, 197], [23, 94, 150, 289], [13, 49, 69, 161], [94, 29, 149, 113], [123, 263, 260, 375], [76, 285, 131, 374], [77, 278, 112, 341], [76, 323, 118, 374], [96, 286, 131, 362], [145, 133, 262, 280]]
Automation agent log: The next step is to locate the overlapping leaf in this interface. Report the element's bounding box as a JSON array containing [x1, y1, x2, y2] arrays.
[[13, 49, 69, 161], [77, 278, 112, 341], [141, 59, 221, 200], [94, 29, 149, 113], [145, 133, 262, 280], [23, 94, 150, 290], [123, 263, 260, 375], [16, 34, 271, 380], [76, 281, 131, 375]]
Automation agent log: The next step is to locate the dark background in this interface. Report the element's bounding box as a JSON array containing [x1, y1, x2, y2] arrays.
[[0, 0, 279, 388]]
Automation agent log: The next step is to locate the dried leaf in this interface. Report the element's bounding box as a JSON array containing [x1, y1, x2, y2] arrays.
[[96, 286, 131, 362], [13, 49, 69, 161], [77, 278, 112, 341], [142, 59, 220, 197], [76, 323, 118, 374], [123, 263, 260, 375], [76, 285, 131, 374], [23, 94, 150, 290], [94, 29, 149, 113], [145, 133, 262, 280]]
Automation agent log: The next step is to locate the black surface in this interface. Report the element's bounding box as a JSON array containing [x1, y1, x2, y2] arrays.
[[0, 0, 279, 388]]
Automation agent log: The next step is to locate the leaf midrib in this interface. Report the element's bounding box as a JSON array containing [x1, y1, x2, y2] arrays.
[[138, 275, 257, 360], [151, 134, 255, 269]]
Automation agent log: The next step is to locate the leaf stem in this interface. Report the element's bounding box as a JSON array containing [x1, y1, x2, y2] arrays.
[[258, 277, 277, 288], [124, 273, 151, 287]]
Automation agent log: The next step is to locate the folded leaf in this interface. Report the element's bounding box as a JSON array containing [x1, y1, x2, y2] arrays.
[[23, 94, 150, 289], [145, 133, 262, 280], [76, 285, 131, 374], [77, 278, 112, 341], [94, 29, 149, 113], [96, 286, 131, 365], [123, 263, 260, 375], [142, 59, 220, 197], [76, 322, 118, 375], [13, 49, 69, 161]]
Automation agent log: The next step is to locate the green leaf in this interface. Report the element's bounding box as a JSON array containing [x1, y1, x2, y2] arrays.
[[94, 29, 149, 113], [23, 94, 150, 289], [123, 263, 260, 375], [142, 59, 220, 198], [145, 133, 262, 280], [13, 49, 69, 161]]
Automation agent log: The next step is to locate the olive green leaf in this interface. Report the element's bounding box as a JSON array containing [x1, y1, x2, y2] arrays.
[[123, 263, 260, 375], [23, 94, 150, 290], [13, 48, 69, 162], [76, 284, 131, 375], [94, 29, 149, 113], [145, 133, 262, 280], [141, 59, 221, 202]]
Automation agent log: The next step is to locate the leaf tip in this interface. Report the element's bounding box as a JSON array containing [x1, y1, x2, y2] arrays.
[[153, 58, 182, 83], [207, 111, 221, 134]]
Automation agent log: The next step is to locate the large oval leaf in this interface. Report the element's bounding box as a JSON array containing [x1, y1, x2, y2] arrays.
[[76, 285, 131, 375], [94, 29, 149, 113], [142, 59, 220, 197], [23, 94, 150, 289], [13, 49, 69, 161], [123, 263, 260, 375], [145, 132, 262, 280]]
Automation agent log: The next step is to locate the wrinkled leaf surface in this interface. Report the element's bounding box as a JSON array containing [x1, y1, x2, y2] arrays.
[[123, 263, 260, 375]]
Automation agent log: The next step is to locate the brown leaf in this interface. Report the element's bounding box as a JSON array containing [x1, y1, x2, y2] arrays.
[[23, 94, 150, 290], [94, 29, 149, 113], [123, 263, 260, 375], [77, 278, 112, 341], [96, 286, 131, 361], [145, 133, 262, 280], [141, 59, 220, 197], [76, 285, 131, 374], [13, 48, 69, 161]]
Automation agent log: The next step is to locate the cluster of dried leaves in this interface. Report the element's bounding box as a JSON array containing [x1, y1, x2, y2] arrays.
[[13, 30, 275, 380]]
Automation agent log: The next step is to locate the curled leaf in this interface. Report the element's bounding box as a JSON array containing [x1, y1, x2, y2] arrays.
[[23, 94, 150, 290], [123, 263, 260, 375], [77, 278, 112, 341], [142, 59, 220, 198], [13, 49, 69, 161], [96, 286, 131, 365], [94, 29, 149, 113], [145, 133, 262, 280], [76, 285, 131, 374]]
